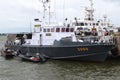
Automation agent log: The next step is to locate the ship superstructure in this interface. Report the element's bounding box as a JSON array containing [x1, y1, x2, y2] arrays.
[[73, 0, 118, 36]]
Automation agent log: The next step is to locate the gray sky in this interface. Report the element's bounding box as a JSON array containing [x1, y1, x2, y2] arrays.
[[0, 0, 120, 33]]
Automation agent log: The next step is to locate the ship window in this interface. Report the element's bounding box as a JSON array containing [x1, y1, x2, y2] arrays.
[[56, 28, 60, 32], [77, 27, 83, 30], [47, 28, 50, 32], [88, 18, 91, 20], [43, 29, 47, 32], [85, 23, 88, 26], [80, 23, 84, 26], [93, 23, 95, 26], [62, 28, 65, 32], [51, 28, 54, 32], [66, 28, 69, 32], [26, 34, 32, 39], [70, 28, 74, 32], [96, 23, 99, 26]]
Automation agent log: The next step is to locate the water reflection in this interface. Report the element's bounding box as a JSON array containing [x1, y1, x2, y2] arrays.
[[1, 36, 120, 80], [1, 57, 120, 80]]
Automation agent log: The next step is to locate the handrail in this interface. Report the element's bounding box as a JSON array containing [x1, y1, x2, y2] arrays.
[[76, 35, 115, 44]]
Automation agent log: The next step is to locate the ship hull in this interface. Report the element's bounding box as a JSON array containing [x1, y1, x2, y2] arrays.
[[5, 43, 114, 62]]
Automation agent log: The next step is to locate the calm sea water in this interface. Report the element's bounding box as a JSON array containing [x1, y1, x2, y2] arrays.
[[0, 36, 120, 80]]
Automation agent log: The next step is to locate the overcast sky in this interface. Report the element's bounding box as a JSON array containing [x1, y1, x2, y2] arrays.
[[0, 0, 120, 33]]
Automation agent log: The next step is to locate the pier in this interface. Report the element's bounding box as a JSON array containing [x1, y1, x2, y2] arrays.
[[111, 32, 120, 56]]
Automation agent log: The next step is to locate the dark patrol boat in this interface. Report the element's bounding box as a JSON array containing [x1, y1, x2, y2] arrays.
[[4, 28, 115, 62], [4, 0, 115, 62]]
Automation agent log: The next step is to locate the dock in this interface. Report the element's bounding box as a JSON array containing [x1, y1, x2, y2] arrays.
[[111, 32, 120, 56]]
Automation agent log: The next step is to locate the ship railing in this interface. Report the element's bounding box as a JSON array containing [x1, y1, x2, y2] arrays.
[[76, 35, 115, 44]]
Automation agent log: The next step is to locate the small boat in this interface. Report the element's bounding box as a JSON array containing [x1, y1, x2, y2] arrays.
[[19, 52, 47, 63], [19, 54, 46, 63], [1, 48, 15, 59]]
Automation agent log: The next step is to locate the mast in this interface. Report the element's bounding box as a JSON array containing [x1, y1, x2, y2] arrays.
[[40, 0, 50, 24], [85, 0, 94, 21]]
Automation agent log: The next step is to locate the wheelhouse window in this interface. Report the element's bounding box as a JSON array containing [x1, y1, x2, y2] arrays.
[[43, 29, 47, 32], [62, 28, 65, 32], [56, 28, 60, 32], [70, 28, 74, 32], [51, 28, 54, 32], [47, 28, 50, 32], [96, 23, 99, 26], [66, 28, 69, 32]]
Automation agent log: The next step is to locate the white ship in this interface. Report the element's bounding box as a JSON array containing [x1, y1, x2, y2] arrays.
[[71, 0, 118, 36]]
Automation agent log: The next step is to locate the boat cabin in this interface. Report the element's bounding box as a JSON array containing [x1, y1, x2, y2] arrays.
[[25, 25, 76, 45]]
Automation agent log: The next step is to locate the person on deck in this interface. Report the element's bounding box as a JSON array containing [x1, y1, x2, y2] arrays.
[[92, 26, 97, 36]]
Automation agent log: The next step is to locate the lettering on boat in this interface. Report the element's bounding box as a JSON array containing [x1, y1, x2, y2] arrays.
[[77, 47, 89, 52]]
